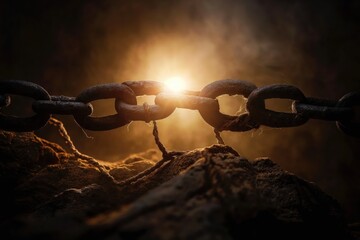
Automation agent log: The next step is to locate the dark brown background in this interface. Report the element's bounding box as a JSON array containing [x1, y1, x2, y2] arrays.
[[1, 0, 359, 221]]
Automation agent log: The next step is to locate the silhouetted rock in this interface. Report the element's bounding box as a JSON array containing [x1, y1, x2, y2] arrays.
[[0, 131, 354, 239]]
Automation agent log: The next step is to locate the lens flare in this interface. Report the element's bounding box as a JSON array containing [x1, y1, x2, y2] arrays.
[[164, 76, 187, 93]]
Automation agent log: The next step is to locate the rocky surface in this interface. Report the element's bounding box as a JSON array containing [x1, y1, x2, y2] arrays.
[[0, 131, 355, 239]]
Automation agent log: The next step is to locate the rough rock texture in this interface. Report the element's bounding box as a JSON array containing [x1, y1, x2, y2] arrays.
[[0, 131, 354, 239]]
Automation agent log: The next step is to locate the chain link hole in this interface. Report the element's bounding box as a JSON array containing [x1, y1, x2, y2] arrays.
[[217, 95, 246, 115], [2, 95, 34, 117], [89, 99, 117, 117], [137, 96, 156, 105], [265, 99, 294, 113]]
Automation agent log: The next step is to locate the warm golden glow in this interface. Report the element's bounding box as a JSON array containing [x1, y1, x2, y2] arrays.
[[164, 76, 188, 93]]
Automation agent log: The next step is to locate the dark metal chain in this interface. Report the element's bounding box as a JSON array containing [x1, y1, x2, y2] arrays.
[[0, 79, 359, 138]]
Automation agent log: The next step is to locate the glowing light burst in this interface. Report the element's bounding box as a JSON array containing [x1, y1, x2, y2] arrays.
[[164, 76, 188, 93]]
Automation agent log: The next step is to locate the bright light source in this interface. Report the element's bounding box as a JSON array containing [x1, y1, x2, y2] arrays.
[[164, 76, 187, 93]]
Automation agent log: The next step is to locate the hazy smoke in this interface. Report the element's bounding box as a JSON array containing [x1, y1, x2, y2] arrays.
[[1, 0, 359, 220]]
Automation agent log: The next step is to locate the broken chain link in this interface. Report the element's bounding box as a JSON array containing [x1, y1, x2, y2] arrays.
[[0, 79, 359, 137]]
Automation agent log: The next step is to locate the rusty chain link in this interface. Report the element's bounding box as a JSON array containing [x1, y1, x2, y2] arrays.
[[247, 84, 309, 128], [0, 79, 359, 137], [0, 80, 51, 131], [116, 81, 176, 122]]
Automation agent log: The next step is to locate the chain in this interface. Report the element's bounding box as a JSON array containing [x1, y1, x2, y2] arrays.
[[0, 80, 359, 139]]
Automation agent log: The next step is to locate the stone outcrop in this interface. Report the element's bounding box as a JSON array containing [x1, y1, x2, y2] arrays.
[[0, 131, 353, 239]]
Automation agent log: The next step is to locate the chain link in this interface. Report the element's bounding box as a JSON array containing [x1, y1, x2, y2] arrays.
[[198, 79, 259, 132], [116, 81, 176, 122], [246, 84, 309, 127], [0, 80, 51, 131], [74, 83, 136, 131], [0, 79, 358, 138]]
